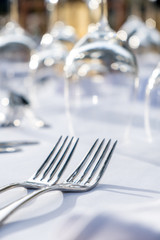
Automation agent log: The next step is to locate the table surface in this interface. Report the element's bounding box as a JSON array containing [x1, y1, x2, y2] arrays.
[[0, 53, 160, 240]]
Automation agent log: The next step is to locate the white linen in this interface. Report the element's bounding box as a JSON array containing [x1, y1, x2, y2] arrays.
[[0, 67, 160, 240]]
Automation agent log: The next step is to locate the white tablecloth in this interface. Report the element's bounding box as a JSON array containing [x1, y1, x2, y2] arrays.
[[0, 63, 160, 240]]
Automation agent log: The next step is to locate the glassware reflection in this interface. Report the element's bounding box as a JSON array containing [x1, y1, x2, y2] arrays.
[[29, 33, 68, 112], [145, 61, 160, 141]]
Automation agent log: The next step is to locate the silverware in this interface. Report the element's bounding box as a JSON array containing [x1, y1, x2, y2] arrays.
[[0, 138, 117, 224], [0, 140, 39, 148], [0, 147, 21, 153]]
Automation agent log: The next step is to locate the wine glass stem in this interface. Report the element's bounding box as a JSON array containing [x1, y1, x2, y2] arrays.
[[130, 0, 142, 18], [10, 0, 19, 22], [46, 1, 57, 32], [100, 0, 108, 26]]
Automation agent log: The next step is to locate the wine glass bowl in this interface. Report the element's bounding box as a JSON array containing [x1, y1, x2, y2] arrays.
[[65, 0, 138, 84], [28, 33, 68, 113], [0, 22, 36, 79], [0, 20, 37, 127], [119, 14, 160, 102], [65, 25, 138, 81], [50, 21, 77, 48], [64, 28, 138, 115], [120, 15, 160, 54], [30, 34, 68, 78]]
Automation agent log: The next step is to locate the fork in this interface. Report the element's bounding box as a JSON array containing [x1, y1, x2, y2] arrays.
[[0, 138, 117, 224], [0, 136, 79, 192], [0, 140, 39, 148]]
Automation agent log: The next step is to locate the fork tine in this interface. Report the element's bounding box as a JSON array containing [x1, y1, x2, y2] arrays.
[[86, 140, 117, 185], [67, 138, 99, 182], [95, 140, 117, 183], [41, 136, 69, 180], [33, 136, 63, 179], [48, 137, 79, 183], [76, 139, 106, 183], [84, 139, 111, 184]]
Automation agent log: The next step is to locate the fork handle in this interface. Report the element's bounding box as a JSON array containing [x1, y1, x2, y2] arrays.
[[0, 183, 22, 193], [0, 186, 59, 225]]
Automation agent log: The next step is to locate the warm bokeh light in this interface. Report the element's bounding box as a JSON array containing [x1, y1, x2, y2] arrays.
[[146, 18, 156, 29], [0, 113, 5, 122], [29, 54, 39, 70], [92, 95, 98, 105], [1, 97, 9, 107], [41, 33, 53, 46], [88, 0, 100, 10], [117, 30, 127, 41], [128, 35, 140, 49]]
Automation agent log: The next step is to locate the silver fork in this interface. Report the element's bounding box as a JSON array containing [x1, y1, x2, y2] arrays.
[[0, 138, 117, 225], [0, 136, 79, 192]]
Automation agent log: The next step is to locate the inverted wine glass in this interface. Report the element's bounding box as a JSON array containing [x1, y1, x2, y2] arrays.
[[64, 0, 138, 141], [119, 0, 160, 54], [0, 0, 37, 127], [28, 1, 71, 111], [119, 0, 160, 101]]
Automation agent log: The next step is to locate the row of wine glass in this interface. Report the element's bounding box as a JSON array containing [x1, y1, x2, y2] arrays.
[[0, 0, 159, 142]]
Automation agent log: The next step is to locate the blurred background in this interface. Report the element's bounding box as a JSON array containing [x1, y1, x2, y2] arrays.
[[0, 0, 159, 41], [0, 0, 159, 136]]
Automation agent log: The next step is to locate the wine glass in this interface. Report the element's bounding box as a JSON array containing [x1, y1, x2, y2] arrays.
[[0, 0, 36, 51], [145, 61, 160, 142], [29, 0, 89, 116], [0, 0, 38, 127], [64, 0, 138, 141], [119, 0, 160, 53], [119, 0, 160, 101]]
